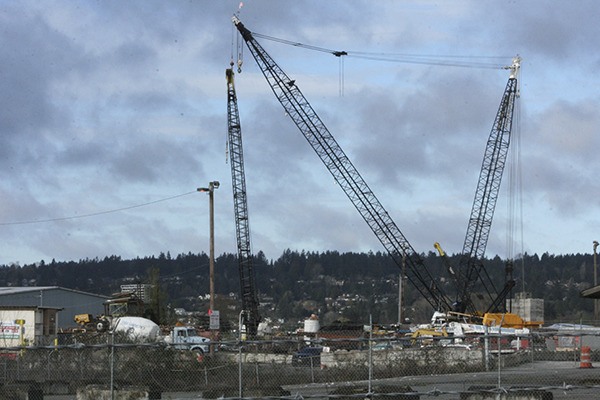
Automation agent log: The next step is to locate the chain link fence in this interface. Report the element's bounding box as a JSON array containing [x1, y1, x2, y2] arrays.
[[1, 328, 600, 399]]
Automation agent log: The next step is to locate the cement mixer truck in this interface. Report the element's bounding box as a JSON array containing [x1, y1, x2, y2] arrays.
[[73, 292, 210, 351], [74, 314, 210, 351], [73, 314, 160, 342]]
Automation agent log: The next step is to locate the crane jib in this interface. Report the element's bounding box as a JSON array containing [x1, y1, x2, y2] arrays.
[[232, 15, 454, 313], [231, 17, 519, 317], [227, 66, 261, 337], [455, 72, 519, 315]]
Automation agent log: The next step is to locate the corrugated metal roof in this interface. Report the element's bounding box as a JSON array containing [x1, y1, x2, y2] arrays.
[[0, 286, 108, 299], [581, 285, 600, 299], [0, 286, 58, 295], [0, 305, 63, 310]]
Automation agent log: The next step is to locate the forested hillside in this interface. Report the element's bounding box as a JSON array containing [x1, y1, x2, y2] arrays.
[[0, 250, 594, 327]]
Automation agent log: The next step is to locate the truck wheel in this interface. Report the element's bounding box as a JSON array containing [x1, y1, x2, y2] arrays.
[[96, 321, 108, 332]]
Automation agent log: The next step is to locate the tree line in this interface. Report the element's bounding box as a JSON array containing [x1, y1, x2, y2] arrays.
[[0, 250, 595, 328]]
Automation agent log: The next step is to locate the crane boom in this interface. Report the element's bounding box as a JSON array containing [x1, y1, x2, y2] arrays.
[[226, 67, 261, 336], [456, 57, 520, 314], [232, 16, 453, 313]]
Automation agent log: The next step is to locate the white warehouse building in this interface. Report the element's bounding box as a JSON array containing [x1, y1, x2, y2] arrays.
[[0, 306, 61, 347]]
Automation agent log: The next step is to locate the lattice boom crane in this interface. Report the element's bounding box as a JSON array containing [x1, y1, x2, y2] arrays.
[[226, 67, 261, 336], [455, 56, 521, 315], [232, 15, 453, 313]]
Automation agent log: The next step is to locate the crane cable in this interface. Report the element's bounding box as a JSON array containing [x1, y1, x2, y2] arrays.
[[505, 87, 525, 293], [252, 31, 509, 69], [250, 31, 509, 97]]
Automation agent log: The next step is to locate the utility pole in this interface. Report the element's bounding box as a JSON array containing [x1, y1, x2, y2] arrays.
[[594, 241, 598, 321], [198, 181, 220, 353]]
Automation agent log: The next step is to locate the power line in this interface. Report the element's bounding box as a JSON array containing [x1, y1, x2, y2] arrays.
[[0, 191, 197, 226]]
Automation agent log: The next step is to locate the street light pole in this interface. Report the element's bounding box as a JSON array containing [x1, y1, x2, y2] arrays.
[[594, 241, 598, 321], [198, 181, 220, 353]]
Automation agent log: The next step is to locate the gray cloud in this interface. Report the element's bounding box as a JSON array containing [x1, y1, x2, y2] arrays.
[[1, 0, 598, 265]]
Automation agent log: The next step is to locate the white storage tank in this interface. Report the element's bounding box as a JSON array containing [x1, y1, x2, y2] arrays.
[[303, 314, 320, 333]]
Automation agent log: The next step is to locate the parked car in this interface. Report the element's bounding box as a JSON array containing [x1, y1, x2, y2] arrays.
[[218, 341, 243, 352], [291, 347, 323, 366], [372, 342, 393, 351]]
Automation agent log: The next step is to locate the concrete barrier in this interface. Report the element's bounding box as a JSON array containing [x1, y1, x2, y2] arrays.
[[460, 385, 553, 400], [76, 385, 150, 400], [0, 382, 44, 400], [331, 384, 418, 399]]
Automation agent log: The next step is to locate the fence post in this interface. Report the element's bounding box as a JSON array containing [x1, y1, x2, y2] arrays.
[[496, 331, 502, 388], [238, 345, 243, 398], [309, 353, 315, 383], [368, 314, 373, 393], [484, 326, 490, 371], [110, 331, 115, 400]]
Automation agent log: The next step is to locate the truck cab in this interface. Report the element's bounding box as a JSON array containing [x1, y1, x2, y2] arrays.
[[165, 326, 211, 353]]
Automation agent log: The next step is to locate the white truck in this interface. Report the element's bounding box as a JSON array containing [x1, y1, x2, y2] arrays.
[[74, 314, 161, 342], [74, 313, 210, 352], [163, 326, 211, 353]]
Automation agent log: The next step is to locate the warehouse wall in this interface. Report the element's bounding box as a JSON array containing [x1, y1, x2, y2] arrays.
[[0, 287, 107, 329]]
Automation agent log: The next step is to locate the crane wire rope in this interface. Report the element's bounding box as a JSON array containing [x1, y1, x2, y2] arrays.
[[339, 51, 344, 97], [252, 31, 509, 69], [505, 85, 525, 293], [250, 31, 510, 97], [515, 97, 526, 294], [517, 103, 526, 294], [0, 191, 198, 226]]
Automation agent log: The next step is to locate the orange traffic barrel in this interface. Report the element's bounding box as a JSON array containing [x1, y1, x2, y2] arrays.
[[580, 346, 593, 368]]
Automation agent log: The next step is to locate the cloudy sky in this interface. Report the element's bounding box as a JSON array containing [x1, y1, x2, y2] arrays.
[[1, 1, 599, 266]]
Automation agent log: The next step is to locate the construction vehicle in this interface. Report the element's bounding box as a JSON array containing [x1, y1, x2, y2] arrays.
[[74, 291, 146, 332], [74, 313, 211, 349], [232, 15, 453, 315], [432, 57, 538, 329], [232, 17, 530, 330], [73, 313, 105, 331], [73, 314, 160, 342], [73, 291, 160, 341], [409, 327, 449, 347], [410, 310, 531, 351], [452, 56, 521, 316], [226, 67, 261, 337], [73, 292, 215, 349], [164, 325, 211, 353]]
